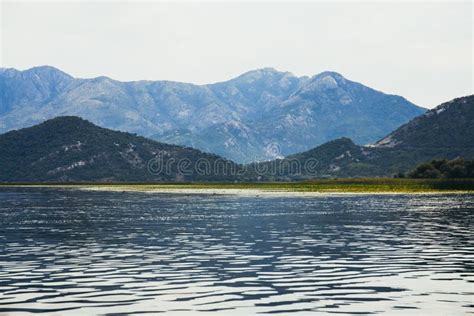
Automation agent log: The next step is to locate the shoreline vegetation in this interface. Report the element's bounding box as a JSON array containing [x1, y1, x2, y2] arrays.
[[1, 178, 474, 195]]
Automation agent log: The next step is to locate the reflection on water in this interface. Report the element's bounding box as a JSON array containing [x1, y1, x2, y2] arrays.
[[0, 188, 473, 315]]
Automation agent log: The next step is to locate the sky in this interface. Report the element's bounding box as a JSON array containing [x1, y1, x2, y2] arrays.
[[0, 1, 472, 108]]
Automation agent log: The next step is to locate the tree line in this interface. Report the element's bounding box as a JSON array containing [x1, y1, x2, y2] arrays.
[[397, 159, 474, 179]]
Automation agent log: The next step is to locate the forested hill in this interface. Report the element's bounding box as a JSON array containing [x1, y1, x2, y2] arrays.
[[253, 95, 474, 179], [0, 116, 240, 182]]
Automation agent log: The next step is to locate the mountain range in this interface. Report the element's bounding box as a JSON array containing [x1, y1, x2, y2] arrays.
[[0, 95, 472, 182], [262, 95, 474, 179], [0, 66, 425, 162]]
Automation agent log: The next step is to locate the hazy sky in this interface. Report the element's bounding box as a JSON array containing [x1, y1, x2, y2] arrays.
[[1, 1, 472, 108]]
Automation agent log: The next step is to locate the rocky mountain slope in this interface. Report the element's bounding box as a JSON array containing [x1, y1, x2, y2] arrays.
[[0, 116, 239, 182], [0, 66, 425, 162], [255, 95, 474, 179], [374, 95, 474, 149]]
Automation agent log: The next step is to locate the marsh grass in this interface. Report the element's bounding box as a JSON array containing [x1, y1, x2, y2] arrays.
[[2, 178, 474, 193]]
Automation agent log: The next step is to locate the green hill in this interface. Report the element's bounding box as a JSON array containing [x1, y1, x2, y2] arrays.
[[0, 116, 240, 182], [254, 95, 474, 179], [375, 95, 474, 149]]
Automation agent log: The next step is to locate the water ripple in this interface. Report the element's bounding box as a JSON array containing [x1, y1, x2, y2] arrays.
[[0, 188, 473, 315]]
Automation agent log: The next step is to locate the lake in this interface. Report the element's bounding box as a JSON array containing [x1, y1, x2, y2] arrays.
[[0, 188, 473, 315]]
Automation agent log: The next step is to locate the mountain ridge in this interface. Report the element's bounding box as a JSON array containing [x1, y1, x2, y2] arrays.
[[260, 95, 474, 179], [374, 95, 474, 149], [0, 65, 425, 162]]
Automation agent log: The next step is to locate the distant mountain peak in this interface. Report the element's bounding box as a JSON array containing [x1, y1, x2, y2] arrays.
[[23, 65, 73, 78], [294, 71, 348, 94], [0, 65, 70, 79], [246, 67, 282, 74], [256, 67, 279, 73], [26, 65, 67, 72], [312, 71, 346, 86], [232, 67, 294, 83], [314, 71, 345, 79]]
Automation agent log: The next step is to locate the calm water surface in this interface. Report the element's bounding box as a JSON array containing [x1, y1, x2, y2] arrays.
[[0, 188, 473, 315]]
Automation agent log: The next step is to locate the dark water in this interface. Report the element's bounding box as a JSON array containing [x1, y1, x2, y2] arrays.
[[0, 188, 473, 315]]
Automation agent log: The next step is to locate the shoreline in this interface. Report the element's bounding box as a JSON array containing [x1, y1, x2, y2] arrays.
[[76, 186, 474, 196], [2, 184, 473, 196]]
